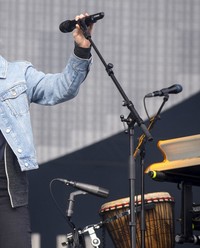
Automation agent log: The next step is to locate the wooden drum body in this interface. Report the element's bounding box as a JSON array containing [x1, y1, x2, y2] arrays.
[[100, 192, 175, 248]]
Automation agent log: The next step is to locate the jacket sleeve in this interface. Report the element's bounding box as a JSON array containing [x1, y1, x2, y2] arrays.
[[25, 53, 92, 105]]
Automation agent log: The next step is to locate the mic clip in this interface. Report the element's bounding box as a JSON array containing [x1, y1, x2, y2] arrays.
[[145, 92, 170, 98]]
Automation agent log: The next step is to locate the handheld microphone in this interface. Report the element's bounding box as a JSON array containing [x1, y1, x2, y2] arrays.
[[57, 178, 109, 198], [145, 84, 183, 97], [59, 12, 104, 33]]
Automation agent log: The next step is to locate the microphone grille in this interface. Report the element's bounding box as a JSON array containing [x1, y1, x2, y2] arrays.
[[59, 20, 76, 33], [175, 84, 183, 93]]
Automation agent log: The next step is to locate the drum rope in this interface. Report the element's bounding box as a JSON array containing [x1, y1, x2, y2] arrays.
[[101, 210, 130, 225], [100, 202, 157, 226]]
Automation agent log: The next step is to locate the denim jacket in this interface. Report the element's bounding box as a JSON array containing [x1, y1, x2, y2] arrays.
[[0, 53, 92, 207]]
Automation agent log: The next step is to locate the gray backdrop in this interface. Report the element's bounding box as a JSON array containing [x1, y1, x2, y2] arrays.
[[1, 0, 200, 163], [1, 0, 200, 247]]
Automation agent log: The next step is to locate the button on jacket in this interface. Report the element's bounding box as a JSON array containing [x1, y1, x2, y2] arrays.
[[0, 53, 92, 207]]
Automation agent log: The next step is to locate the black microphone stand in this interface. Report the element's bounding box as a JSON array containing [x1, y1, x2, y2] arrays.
[[133, 94, 169, 248], [78, 19, 153, 248]]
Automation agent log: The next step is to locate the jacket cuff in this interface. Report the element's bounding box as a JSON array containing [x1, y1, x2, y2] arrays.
[[74, 42, 91, 59]]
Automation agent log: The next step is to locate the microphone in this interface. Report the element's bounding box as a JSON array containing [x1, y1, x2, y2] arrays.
[[145, 84, 183, 97], [149, 170, 200, 186], [57, 178, 109, 198], [149, 171, 169, 181], [59, 12, 104, 33], [149, 170, 181, 183]]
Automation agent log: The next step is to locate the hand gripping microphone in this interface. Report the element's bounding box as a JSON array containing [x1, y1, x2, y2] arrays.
[[145, 84, 183, 97], [59, 12, 104, 33]]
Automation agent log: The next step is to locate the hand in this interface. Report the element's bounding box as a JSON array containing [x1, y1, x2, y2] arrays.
[[73, 13, 93, 48]]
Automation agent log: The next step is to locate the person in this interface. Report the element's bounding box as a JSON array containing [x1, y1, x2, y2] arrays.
[[0, 13, 93, 248]]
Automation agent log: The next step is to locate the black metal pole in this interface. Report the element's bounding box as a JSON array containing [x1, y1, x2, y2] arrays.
[[133, 95, 169, 248], [79, 21, 153, 248]]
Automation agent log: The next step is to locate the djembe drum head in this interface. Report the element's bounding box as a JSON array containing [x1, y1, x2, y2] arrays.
[[99, 192, 175, 248]]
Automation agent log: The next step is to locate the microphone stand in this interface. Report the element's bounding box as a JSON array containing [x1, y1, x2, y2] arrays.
[[78, 19, 153, 248], [133, 94, 169, 248]]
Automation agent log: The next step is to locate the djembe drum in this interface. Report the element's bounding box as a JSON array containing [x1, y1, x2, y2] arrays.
[[99, 192, 175, 248]]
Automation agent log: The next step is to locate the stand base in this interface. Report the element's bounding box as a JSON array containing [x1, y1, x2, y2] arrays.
[[175, 234, 200, 246]]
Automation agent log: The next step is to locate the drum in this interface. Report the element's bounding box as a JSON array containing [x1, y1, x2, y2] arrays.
[[99, 192, 175, 248]]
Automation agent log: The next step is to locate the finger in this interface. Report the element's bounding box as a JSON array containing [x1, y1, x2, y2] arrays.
[[75, 14, 85, 21], [74, 14, 86, 29]]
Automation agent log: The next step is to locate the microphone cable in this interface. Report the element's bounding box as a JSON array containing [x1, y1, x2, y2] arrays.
[[49, 178, 75, 229]]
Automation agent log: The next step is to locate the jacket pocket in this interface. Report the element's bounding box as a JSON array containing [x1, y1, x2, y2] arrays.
[[0, 83, 29, 116]]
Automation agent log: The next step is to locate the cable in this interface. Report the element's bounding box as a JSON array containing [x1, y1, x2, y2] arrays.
[[143, 96, 151, 121], [49, 179, 75, 230]]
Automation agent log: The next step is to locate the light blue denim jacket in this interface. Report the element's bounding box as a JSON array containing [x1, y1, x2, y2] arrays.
[[0, 53, 92, 207]]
